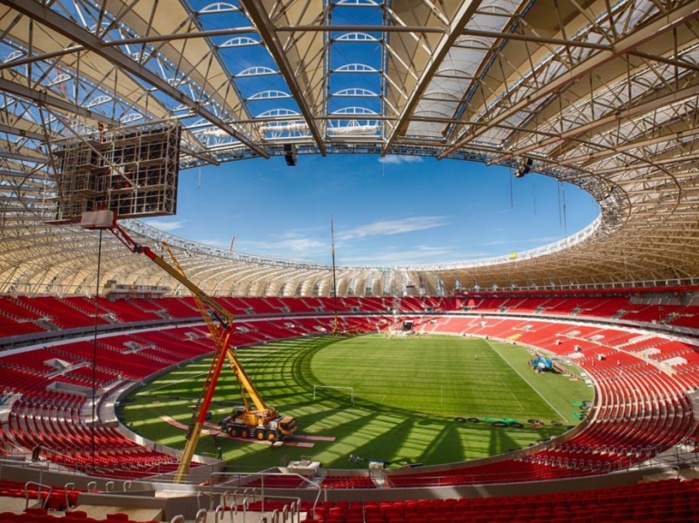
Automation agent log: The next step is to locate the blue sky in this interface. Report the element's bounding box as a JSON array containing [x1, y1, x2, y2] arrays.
[[144, 154, 599, 267]]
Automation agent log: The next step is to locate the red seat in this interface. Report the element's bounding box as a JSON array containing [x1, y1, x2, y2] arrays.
[[105, 514, 129, 522]]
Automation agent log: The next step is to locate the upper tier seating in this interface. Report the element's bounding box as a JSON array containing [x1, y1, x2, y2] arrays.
[[4, 294, 699, 338], [2, 293, 699, 486]]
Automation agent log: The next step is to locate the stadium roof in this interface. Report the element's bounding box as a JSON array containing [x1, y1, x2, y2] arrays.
[[1, 0, 699, 296]]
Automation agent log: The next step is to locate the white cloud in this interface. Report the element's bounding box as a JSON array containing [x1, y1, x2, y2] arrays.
[[378, 155, 424, 165], [341, 245, 492, 266], [342, 248, 451, 265], [278, 238, 326, 251], [338, 216, 448, 241], [246, 236, 326, 253], [144, 219, 186, 232]]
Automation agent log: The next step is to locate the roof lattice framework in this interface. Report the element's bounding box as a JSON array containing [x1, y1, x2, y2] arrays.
[[1, 0, 699, 296]]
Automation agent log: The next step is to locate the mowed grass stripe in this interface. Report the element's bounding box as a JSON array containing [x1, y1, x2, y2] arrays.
[[311, 335, 556, 419], [487, 340, 591, 424], [120, 334, 593, 469]]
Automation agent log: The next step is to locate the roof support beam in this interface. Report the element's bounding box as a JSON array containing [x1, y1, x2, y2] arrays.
[[0, 45, 82, 71], [180, 146, 221, 166], [594, 149, 699, 175], [455, 28, 611, 51], [0, 122, 46, 141], [0, 149, 47, 163], [0, 77, 118, 126], [276, 25, 446, 33], [629, 49, 699, 74], [1, 0, 269, 159], [102, 27, 257, 47], [560, 128, 699, 168], [101, 25, 446, 46], [239, 0, 326, 156], [438, 1, 699, 159], [382, 0, 481, 154], [504, 81, 699, 160]]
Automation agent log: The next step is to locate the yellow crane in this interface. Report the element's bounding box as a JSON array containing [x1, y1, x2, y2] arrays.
[[83, 211, 297, 483]]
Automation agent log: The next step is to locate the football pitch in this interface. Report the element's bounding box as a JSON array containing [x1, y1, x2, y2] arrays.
[[119, 334, 593, 470]]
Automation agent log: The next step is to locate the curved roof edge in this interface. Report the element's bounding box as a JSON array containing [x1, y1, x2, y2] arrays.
[[125, 203, 604, 271]]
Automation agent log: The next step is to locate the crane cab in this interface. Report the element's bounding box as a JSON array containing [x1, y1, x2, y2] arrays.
[[220, 407, 297, 442]]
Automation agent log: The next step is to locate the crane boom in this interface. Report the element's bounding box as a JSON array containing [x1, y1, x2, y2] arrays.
[[80, 210, 296, 482], [107, 221, 235, 482], [109, 225, 233, 329]]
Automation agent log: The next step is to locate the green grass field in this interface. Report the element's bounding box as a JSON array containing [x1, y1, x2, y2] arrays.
[[119, 334, 592, 470]]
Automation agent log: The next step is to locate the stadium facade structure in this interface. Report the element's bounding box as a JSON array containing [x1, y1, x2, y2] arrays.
[[2, 1, 699, 519], [0, 1, 698, 296]]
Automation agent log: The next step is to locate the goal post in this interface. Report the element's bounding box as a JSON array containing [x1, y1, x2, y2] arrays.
[[313, 385, 355, 406]]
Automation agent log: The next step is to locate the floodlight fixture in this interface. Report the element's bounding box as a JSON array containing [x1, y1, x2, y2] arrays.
[[514, 157, 533, 178]]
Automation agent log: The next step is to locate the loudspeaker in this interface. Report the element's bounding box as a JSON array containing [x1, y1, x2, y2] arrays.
[[284, 144, 297, 166], [514, 157, 533, 178]]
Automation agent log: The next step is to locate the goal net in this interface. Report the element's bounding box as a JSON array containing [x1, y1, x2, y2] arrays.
[[313, 385, 355, 406]]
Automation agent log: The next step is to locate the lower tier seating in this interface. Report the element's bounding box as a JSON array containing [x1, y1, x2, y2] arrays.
[[300, 477, 699, 523], [1, 311, 698, 485]]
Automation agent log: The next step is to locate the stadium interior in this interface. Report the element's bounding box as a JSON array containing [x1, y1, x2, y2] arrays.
[[2, 0, 699, 522]]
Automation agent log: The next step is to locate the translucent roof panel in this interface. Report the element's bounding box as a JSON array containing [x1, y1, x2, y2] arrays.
[[1, 0, 699, 295]]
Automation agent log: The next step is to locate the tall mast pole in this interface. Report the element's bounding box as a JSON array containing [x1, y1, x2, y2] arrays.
[[331, 217, 339, 336]]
